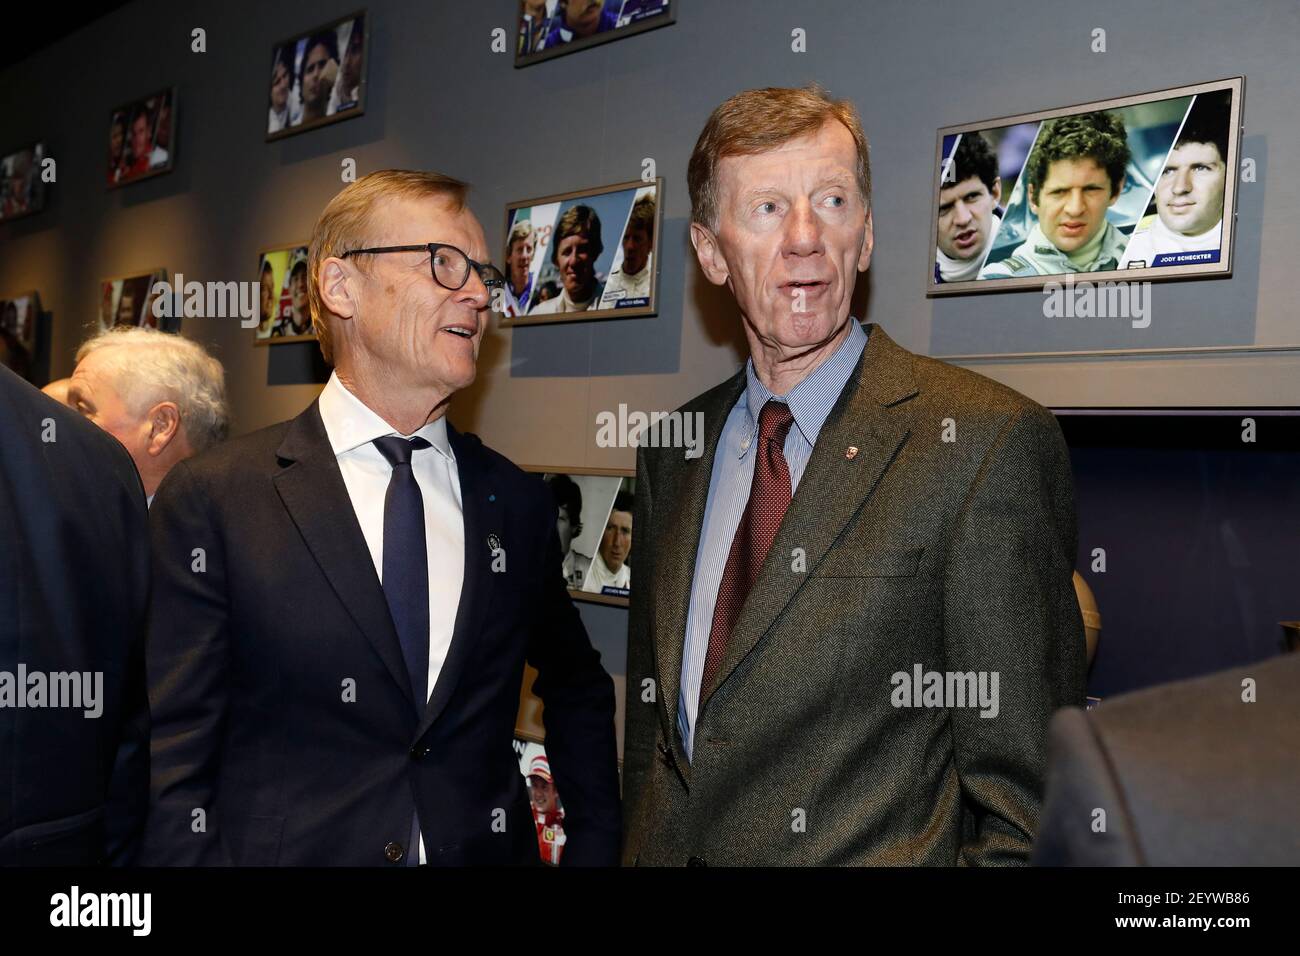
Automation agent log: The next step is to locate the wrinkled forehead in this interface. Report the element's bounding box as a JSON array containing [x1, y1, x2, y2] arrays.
[[372, 194, 488, 260], [716, 123, 860, 199]]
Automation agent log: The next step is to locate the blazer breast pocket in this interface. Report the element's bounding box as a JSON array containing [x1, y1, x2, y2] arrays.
[[813, 546, 924, 579]]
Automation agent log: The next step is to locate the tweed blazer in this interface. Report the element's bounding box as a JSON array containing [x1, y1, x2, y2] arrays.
[[622, 321, 1086, 866]]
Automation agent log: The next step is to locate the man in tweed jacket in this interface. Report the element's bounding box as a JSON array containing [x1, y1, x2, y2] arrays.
[[622, 86, 1086, 866]]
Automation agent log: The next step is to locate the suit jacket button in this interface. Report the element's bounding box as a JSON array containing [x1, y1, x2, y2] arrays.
[[687, 856, 707, 867], [384, 842, 405, 863]]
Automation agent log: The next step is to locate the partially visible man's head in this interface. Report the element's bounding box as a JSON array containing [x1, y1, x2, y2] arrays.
[[129, 107, 152, 163], [506, 219, 535, 292], [599, 490, 633, 573], [1025, 111, 1130, 253], [550, 205, 603, 301], [41, 377, 72, 405], [301, 31, 339, 114], [563, 0, 606, 37], [549, 473, 583, 554], [687, 86, 873, 373], [620, 195, 656, 277], [1156, 91, 1230, 236], [70, 327, 229, 496], [937, 132, 1002, 261], [309, 169, 491, 399]]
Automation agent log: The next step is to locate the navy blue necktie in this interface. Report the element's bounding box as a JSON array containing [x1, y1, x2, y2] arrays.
[[374, 434, 430, 866], [373, 435, 433, 711]]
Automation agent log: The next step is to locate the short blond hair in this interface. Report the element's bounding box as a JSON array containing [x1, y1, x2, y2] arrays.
[[687, 85, 871, 230], [307, 169, 468, 364]]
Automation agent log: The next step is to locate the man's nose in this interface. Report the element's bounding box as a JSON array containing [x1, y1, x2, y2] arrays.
[[783, 201, 823, 255], [459, 270, 491, 309], [1064, 189, 1088, 215], [953, 201, 973, 226], [1172, 168, 1193, 193]]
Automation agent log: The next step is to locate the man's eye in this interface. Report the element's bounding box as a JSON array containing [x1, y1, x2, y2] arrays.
[[825, 195, 845, 207], [757, 202, 777, 215]]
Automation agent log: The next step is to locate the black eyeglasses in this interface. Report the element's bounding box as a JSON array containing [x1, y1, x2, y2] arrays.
[[341, 242, 507, 293]]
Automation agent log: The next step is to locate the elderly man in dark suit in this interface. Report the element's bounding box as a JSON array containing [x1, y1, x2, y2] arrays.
[[142, 170, 620, 866], [622, 87, 1086, 866], [0, 364, 150, 865]]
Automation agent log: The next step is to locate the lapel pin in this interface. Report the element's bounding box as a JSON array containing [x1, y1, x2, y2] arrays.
[[845, 446, 859, 460], [487, 533, 501, 552]]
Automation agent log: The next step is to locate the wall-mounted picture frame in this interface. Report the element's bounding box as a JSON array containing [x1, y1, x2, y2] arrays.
[[927, 76, 1242, 297], [1, 142, 47, 223], [524, 465, 635, 607], [501, 178, 662, 327], [108, 88, 176, 188], [267, 10, 368, 141], [254, 242, 314, 344], [515, 0, 674, 67], [0, 290, 41, 382], [99, 268, 177, 333]]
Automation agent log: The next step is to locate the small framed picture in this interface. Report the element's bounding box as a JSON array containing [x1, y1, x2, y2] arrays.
[[266, 11, 368, 141], [501, 178, 662, 327], [515, 0, 675, 67], [108, 88, 176, 188], [525, 466, 634, 607], [0, 142, 47, 223], [254, 242, 314, 345], [99, 268, 176, 333], [0, 290, 41, 382]]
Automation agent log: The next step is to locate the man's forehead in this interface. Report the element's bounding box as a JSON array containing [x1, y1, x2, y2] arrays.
[[717, 122, 859, 192], [1170, 141, 1222, 164], [1043, 156, 1110, 184], [376, 195, 487, 256], [940, 175, 988, 199]]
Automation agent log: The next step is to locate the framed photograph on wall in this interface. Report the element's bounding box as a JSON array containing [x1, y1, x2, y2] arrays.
[[267, 10, 368, 140], [0, 290, 41, 382], [501, 178, 662, 326], [927, 76, 1243, 297], [1, 142, 47, 223], [516, 0, 674, 66], [108, 88, 176, 188], [99, 268, 176, 333], [254, 242, 314, 344], [524, 466, 635, 607]]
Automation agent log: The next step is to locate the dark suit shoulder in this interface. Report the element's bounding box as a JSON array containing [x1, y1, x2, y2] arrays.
[[911, 352, 1049, 423], [0, 365, 143, 503], [179, 418, 294, 481], [673, 367, 746, 419], [1091, 653, 1300, 743]]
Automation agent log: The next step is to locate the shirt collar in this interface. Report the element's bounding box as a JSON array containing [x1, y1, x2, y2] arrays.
[[740, 318, 868, 453], [317, 371, 454, 462]]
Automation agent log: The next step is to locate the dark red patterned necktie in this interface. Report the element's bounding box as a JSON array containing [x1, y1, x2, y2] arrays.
[[700, 400, 796, 703]]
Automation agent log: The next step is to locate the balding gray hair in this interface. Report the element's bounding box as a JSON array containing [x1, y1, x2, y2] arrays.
[[76, 327, 229, 453]]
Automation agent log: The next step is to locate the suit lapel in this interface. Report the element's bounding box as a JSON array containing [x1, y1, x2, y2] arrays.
[[701, 323, 920, 713], [415, 425, 503, 739], [272, 401, 414, 706], [651, 370, 747, 760]]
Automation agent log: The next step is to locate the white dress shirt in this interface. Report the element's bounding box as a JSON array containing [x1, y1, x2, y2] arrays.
[[316, 372, 465, 864]]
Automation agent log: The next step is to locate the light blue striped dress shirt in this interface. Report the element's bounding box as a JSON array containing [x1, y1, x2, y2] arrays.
[[677, 318, 869, 760]]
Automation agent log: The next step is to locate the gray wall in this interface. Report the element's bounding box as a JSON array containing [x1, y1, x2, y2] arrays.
[[2, 0, 1298, 733]]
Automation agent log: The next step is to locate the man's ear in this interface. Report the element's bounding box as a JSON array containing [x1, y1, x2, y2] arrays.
[[857, 209, 875, 272], [1108, 175, 1125, 207], [1027, 185, 1039, 217], [991, 177, 1003, 204], [689, 222, 730, 286], [318, 257, 357, 321], [145, 401, 182, 457]]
